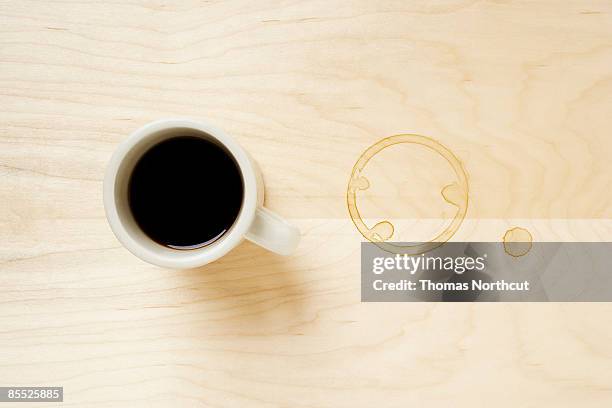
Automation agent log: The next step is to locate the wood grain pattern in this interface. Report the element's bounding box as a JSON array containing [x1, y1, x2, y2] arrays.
[[1, 1, 612, 406]]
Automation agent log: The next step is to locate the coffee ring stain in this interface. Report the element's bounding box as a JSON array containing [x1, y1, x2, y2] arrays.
[[347, 134, 469, 255]]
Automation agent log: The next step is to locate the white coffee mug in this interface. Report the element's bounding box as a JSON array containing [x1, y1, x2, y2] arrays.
[[103, 118, 300, 268]]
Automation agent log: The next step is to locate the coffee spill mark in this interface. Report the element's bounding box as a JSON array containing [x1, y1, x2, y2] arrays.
[[503, 227, 533, 257], [441, 182, 464, 206], [353, 176, 370, 190], [347, 134, 469, 255], [370, 221, 394, 242]]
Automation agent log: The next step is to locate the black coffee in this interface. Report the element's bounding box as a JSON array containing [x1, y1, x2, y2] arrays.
[[128, 135, 243, 249]]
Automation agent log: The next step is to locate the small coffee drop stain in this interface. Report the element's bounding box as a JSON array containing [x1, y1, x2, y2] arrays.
[[441, 182, 466, 207], [354, 176, 370, 190], [503, 227, 533, 257], [370, 221, 394, 242]]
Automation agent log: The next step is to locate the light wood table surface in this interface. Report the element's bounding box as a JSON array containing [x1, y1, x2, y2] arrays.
[[2, 1, 612, 406]]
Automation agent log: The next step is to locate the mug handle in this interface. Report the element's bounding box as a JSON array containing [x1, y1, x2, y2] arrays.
[[245, 207, 300, 255]]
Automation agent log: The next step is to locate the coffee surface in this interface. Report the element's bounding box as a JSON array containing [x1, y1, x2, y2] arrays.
[[128, 136, 243, 249]]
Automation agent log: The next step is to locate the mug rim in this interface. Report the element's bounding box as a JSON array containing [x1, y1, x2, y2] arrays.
[[103, 118, 258, 268]]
